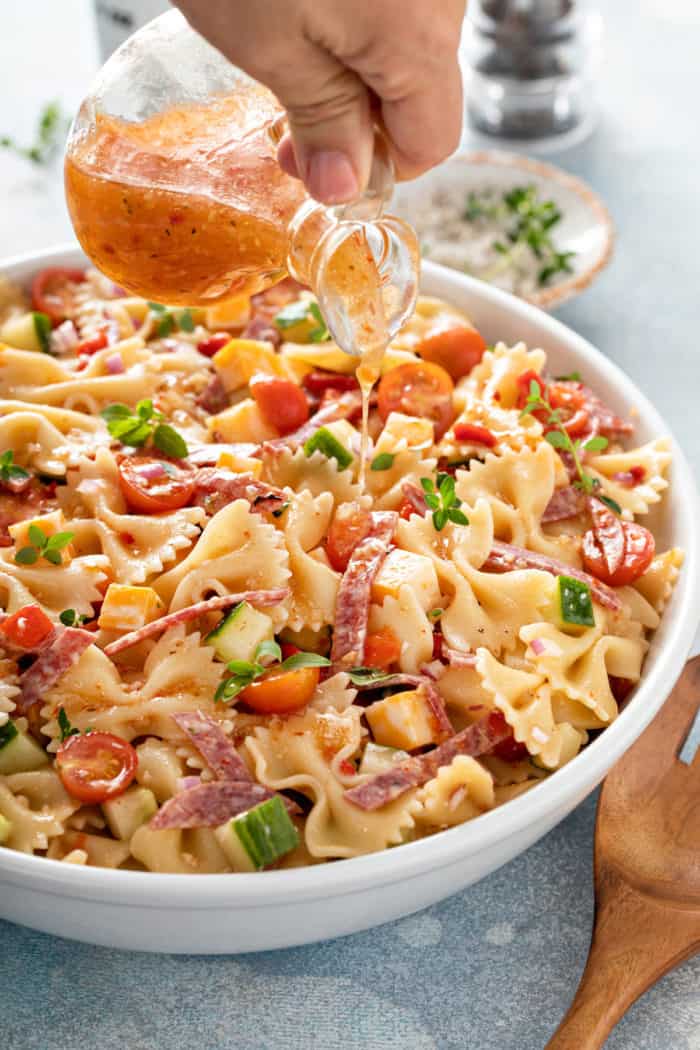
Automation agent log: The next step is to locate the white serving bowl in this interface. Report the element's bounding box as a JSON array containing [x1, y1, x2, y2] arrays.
[[1, 245, 698, 954]]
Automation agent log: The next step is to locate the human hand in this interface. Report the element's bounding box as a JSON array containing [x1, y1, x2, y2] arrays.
[[174, 0, 466, 204]]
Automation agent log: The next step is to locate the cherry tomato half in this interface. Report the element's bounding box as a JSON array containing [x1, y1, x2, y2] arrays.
[[582, 501, 655, 586], [249, 374, 310, 436], [377, 362, 454, 440], [364, 628, 402, 670], [516, 370, 547, 411], [302, 371, 359, 396], [76, 330, 109, 356], [239, 665, 320, 714], [325, 502, 372, 572], [31, 267, 87, 326], [197, 334, 230, 358], [56, 731, 138, 803], [548, 382, 590, 438], [117, 454, 196, 514], [416, 324, 487, 380], [0, 604, 54, 649]]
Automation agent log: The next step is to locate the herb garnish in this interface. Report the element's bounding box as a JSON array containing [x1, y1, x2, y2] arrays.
[[274, 299, 330, 343], [215, 640, 331, 703], [370, 453, 395, 471], [303, 427, 353, 470], [1, 101, 69, 166], [57, 707, 92, 741], [345, 667, 393, 687], [555, 371, 583, 383], [101, 399, 188, 458], [15, 525, 74, 566], [420, 474, 469, 532], [148, 302, 195, 338], [59, 609, 90, 627], [520, 380, 608, 494], [0, 450, 29, 486], [465, 185, 575, 287]]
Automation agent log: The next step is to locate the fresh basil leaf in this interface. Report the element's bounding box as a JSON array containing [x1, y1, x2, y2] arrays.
[[14, 546, 39, 565], [555, 371, 582, 382], [584, 436, 609, 453], [423, 492, 440, 511], [346, 667, 392, 687], [45, 531, 75, 551], [59, 609, 77, 627], [273, 300, 312, 330], [137, 399, 154, 420], [256, 639, 282, 665], [544, 430, 569, 450], [147, 302, 167, 314], [42, 548, 62, 565], [598, 494, 623, 516], [447, 508, 469, 526], [178, 309, 195, 333], [432, 508, 449, 531], [225, 659, 259, 676], [27, 524, 47, 548], [280, 652, 332, 671], [101, 403, 133, 422], [153, 423, 188, 459]]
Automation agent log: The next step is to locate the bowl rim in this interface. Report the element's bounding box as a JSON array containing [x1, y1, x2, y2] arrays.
[[396, 149, 615, 312], [0, 244, 697, 907]]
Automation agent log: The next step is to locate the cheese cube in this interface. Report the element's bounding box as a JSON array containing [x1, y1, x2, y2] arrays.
[[212, 338, 285, 392], [208, 399, 279, 443], [216, 449, 263, 479], [371, 549, 440, 612], [366, 690, 440, 750], [9, 510, 74, 565], [374, 412, 434, 455], [281, 342, 419, 376], [204, 294, 251, 330], [98, 584, 163, 632]]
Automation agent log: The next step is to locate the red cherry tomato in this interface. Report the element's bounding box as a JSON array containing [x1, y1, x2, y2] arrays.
[[364, 628, 402, 670], [117, 454, 196, 514], [249, 374, 310, 436], [197, 334, 230, 358], [56, 731, 138, 803], [239, 666, 320, 714], [516, 370, 547, 411], [399, 498, 419, 521], [325, 502, 372, 572], [582, 500, 655, 586], [548, 382, 590, 438], [76, 330, 109, 356], [31, 267, 87, 326], [280, 642, 302, 660], [302, 371, 359, 396], [0, 604, 54, 649], [416, 324, 487, 380], [453, 422, 498, 447], [377, 362, 454, 440]]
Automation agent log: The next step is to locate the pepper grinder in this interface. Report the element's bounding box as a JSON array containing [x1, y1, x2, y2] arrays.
[[462, 0, 603, 149]]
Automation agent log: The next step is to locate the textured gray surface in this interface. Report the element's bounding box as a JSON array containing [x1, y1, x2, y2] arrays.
[[1, 2, 699, 1048]]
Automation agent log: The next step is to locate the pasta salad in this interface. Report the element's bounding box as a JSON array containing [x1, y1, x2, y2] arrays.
[[0, 267, 681, 873]]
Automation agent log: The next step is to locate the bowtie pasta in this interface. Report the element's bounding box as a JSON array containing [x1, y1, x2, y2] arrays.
[[0, 268, 680, 873]]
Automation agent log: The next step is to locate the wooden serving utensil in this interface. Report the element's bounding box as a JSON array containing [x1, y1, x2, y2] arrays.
[[546, 655, 700, 1049]]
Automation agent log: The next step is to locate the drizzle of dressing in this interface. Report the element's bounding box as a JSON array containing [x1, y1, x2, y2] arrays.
[[356, 347, 384, 490]]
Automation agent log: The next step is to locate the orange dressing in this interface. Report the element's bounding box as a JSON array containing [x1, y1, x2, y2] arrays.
[[65, 92, 394, 482]]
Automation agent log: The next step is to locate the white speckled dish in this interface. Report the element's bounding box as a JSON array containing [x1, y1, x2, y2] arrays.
[[0, 245, 697, 955], [393, 150, 615, 311]]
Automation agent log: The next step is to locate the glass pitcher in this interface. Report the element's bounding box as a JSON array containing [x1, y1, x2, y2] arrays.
[[64, 9, 419, 357]]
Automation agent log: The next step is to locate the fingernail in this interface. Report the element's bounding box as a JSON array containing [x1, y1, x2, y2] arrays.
[[306, 150, 359, 204]]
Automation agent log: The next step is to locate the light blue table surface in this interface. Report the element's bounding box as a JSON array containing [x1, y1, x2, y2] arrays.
[[1, 3, 699, 1048]]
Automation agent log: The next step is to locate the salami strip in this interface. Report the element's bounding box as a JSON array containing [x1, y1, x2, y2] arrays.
[[172, 711, 252, 782], [241, 314, 281, 347], [103, 588, 289, 656], [196, 372, 229, 414], [345, 711, 511, 811], [351, 671, 453, 741], [578, 384, 634, 439], [481, 540, 621, 612], [18, 627, 94, 713], [149, 780, 286, 830], [264, 390, 362, 453], [331, 511, 398, 665], [191, 468, 286, 516], [541, 485, 586, 523], [401, 481, 428, 516]]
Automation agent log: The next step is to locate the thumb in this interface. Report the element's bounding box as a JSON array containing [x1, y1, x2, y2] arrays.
[[273, 61, 375, 205]]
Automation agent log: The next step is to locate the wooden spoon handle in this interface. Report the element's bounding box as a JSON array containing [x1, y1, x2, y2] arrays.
[[546, 864, 700, 1050]]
